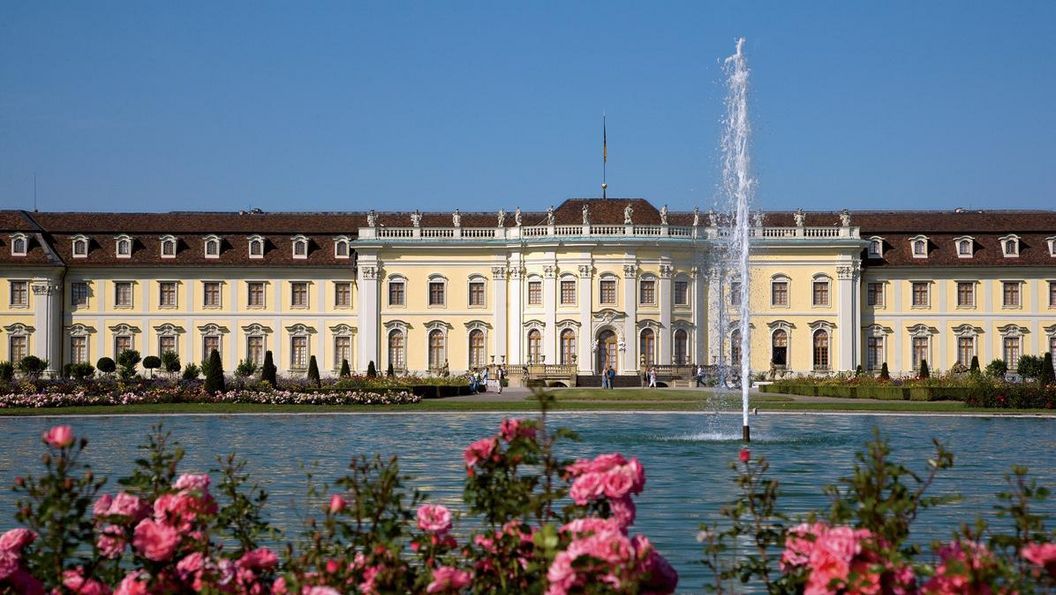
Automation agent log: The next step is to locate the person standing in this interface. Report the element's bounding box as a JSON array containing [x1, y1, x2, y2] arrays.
[[607, 366, 616, 389], [696, 364, 705, 387], [601, 366, 610, 389], [648, 367, 657, 388], [497, 365, 504, 394]]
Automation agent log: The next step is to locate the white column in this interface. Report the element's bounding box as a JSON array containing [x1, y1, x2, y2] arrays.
[[507, 257, 524, 365], [622, 263, 638, 372], [32, 280, 62, 376], [491, 266, 507, 362], [659, 264, 672, 364], [578, 264, 593, 371], [542, 264, 557, 363], [693, 265, 707, 366], [837, 264, 856, 371], [706, 267, 723, 365], [356, 254, 380, 371]]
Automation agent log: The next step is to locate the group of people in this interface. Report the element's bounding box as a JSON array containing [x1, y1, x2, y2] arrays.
[[467, 365, 505, 394], [599, 365, 618, 389]]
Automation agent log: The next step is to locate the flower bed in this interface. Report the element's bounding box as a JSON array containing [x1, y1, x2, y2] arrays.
[[0, 388, 419, 409], [761, 374, 1051, 406]]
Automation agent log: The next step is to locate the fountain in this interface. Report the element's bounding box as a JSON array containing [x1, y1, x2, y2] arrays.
[[721, 38, 755, 442]]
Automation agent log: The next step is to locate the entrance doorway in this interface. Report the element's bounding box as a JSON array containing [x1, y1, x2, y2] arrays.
[[596, 330, 618, 373]]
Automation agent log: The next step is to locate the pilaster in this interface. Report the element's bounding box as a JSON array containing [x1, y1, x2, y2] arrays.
[[578, 264, 594, 370], [32, 280, 62, 376], [542, 264, 557, 363], [491, 266, 507, 362], [356, 253, 380, 371], [622, 262, 638, 372], [507, 256, 524, 365], [836, 263, 857, 371], [692, 264, 707, 366], [658, 264, 672, 364]]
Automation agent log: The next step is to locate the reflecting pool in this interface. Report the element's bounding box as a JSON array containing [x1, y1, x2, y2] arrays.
[[1, 412, 1053, 588]]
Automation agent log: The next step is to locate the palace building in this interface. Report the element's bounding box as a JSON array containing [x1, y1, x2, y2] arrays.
[[2, 198, 1055, 381]]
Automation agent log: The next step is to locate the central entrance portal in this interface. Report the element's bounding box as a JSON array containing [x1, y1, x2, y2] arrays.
[[596, 330, 618, 373]]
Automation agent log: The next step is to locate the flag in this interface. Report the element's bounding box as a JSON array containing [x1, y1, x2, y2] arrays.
[[603, 116, 607, 163]]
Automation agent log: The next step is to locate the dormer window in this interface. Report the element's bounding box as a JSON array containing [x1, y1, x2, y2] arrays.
[[334, 236, 350, 259], [72, 235, 89, 258], [10, 233, 27, 256], [955, 236, 974, 258], [115, 235, 133, 258], [1001, 235, 1020, 257], [160, 235, 177, 258], [1047, 236, 1056, 257], [204, 235, 221, 259], [292, 235, 308, 259], [247, 235, 264, 259], [910, 235, 928, 258], [867, 237, 883, 258]]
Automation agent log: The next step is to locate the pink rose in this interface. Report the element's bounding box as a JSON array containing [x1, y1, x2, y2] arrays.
[[780, 522, 826, 571], [739, 448, 750, 463], [132, 518, 179, 562], [92, 494, 114, 517], [608, 497, 637, 530], [238, 547, 278, 570], [625, 458, 646, 493], [561, 517, 622, 536], [603, 469, 635, 499], [1022, 542, 1056, 576], [499, 418, 536, 442], [463, 437, 497, 468], [426, 566, 473, 593], [0, 528, 36, 552], [0, 550, 19, 582], [417, 504, 453, 534], [303, 588, 340, 595], [173, 473, 211, 492], [109, 492, 148, 522], [176, 551, 206, 585], [329, 494, 346, 514], [96, 524, 126, 559], [589, 453, 627, 474], [43, 425, 75, 448], [569, 472, 605, 505], [63, 567, 112, 595], [114, 571, 149, 595]]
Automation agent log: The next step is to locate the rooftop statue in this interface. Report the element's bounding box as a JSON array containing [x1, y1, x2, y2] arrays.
[[693, 206, 700, 227], [497, 209, 506, 227], [660, 205, 668, 225], [452, 209, 461, 227], [794, 209, 805, 227], [582, 204, 590, 225], [624, 203, 633, 225], [547, 206, 555, 226], [367, 210, 377, 228], [410, 210, 422, 228], [514, 207, 522, 226]]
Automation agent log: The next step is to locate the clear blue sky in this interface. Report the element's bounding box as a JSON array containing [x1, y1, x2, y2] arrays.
[[2, 1, 1054, 214]]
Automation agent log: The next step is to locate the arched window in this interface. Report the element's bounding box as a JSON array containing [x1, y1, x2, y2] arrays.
[[10, 234, 27, 256], [248, 236, 265, 258], [204, 236, 221, 258], [292, 235, 309, 259], [674, 329, 688, 365], [469, 329, 486, 369], [72, 236, 89, 258], [1002, 235, 1020, 257], [560, 329, 576, 365], [334, 236, 350, 259], [813, 329, 829, 371], [867, 237, 883, 257], [730, 329, 741, 365], [115, 235, 132, 258], [958, 239, 972, 257], [527, 329, 542, 363], [772, 329, 788, 367], [160, 236, 177, 258], [912, 239, 927, 257], [428, 329, 445, 370], [640, 329, 655, 367], [388, 329, 405, 372]]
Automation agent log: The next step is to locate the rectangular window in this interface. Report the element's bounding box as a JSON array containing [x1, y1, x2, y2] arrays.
[[9, 336, 27, 362], [1003, 337, 1020, 370], [469, 281, 485, 306], [71, 282, 89, 307], [812, 281, 830, 307], [911, 282, 929, 307], [10, 281, 28, 307], [866, 282, 883, 307], [203, 336, 220, 360], [528, 281, 542, 305], [70, 336, 87, 364], [1050, 281, 1056, 308], [957, 282, 975, 307], [291, 282, 308, 308], [203, 282, 221, 308], [246, 336, 264, 366], [334, 282, 352, 308], [957, 337, 974, 366], [115, 282, 133, 308], [334, 336, 351, 369], [1003, 282, 1021, 308], [248, 282, 265, 308], [599, 280, 616, 305], [114, 335, 132, 358], [290, 336, 308, 369], [159, 335, 177, 357], [674, 281, 689, 306], [159, 282, 177, 308], [771, 281, 789, 307], [388, 281, 405, 306], [428, 281, 445, 306], [866, 336, 883, 370], [730, 281, 742, 306], [912, 336, 928, 369], [639, 280, 656, 305], [560, 280, 576, 305]]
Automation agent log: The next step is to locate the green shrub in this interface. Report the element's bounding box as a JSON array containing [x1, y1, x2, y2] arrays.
[[307, 355, 321, 388], [1017, 355, 1045, 381], [0, 361, 13, 381], [386, 361, 395, 378], [161, 351, 181, 375], [918, 359, 930, 379], [986, 358, 1008, 378], [879, 362, 890, 380], [96, 357, 116, 376], [261, 351, 277, 388], [204, 349, 225, 394], [116, 349, 141, 381], [969, 355, 980, 375], [142, 355, 162, 378], [367, 360, 377, 378], [236, 359, 258, 378], [854, 365, 863, 377], [339, 359, 351, 379], [182, 363, 201, 381], [1041, 353, 1055, 386], [18, 355, 48, 379], [70, 362, 95, 381]]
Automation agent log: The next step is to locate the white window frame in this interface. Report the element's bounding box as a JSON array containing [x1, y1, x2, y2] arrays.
[[203, 235, 222, 259], [638, 275, 657, 306], [598, 275, 618, 306], [330, 324, 355, 370], [9, 280, 29, 308], [71, 281, 90, 308], [290, 281, 310, 309], [333, 281, 353, 309], [467, 275, 487, 308], [466, 320, 489, 369], [910, 280, 930, 308], [427, 274, 448, 307], [954, 236, 974, 258], [247, 235, 265, 259], [10, 233, 28, 256], [672, 275, 691, 307], [158, 280, 179, 309], [910, 235, 929, 259], [955, 280, 976, 308], [242, 323, 271, 367], [333, 235, 350, 259], [114, 234, 133, 259], [202, 280, 223, 309], [246, 281, 267, 309], [72, 235, 89, 258], [387, 275, 406, 307], [811, 274, 831, 308], [291, 235, 309, 260], [1001, 280, 1023, 309], [771, 275, 791, 308], [558, 275, 577, 306], [1047, 237, 1056, 258], [384, 320, 409, 373], [198, 323, 227, 361], [1000, 234, 1020, 258], [114, 280, 134, 309], [867, 236, 884, 258], [160, 235, 177, 259]]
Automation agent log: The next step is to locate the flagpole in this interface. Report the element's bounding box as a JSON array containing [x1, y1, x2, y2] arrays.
[[602, 113, 608, 199]]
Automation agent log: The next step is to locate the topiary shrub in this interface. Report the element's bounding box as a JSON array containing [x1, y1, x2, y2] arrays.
[[70, 362, 95, 381], [918, 359, 930, 379], [879, 362, 890, 381], [204, 349, 225, 394], [161, 351, 181, 376], [307, 355, 321, 388], [261, 351, 277, 388], [339, 359, 351, 379], [969, 355, 980, 375], [367, 360, 377, 378], [0, 361, 14, 382], [1041, 352, 1055, 386], [96, 357, 116, 377], [182, 363, 200, 381], [1017, 355, 1044, 381], [386, 361, 395, 378], [142, 356, 162, 378], [116, 349, 141, 381], [18, 355, 47, 379], [986, 358, 1008, 379], [854, 365, 863, 377]]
